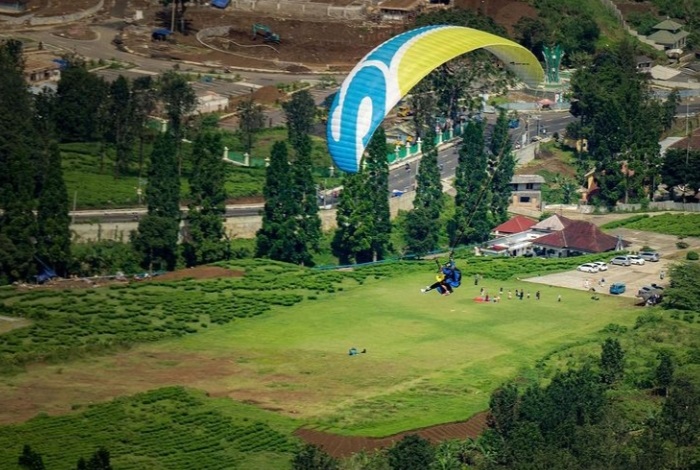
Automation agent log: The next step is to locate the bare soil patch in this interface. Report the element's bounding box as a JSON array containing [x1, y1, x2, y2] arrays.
[[146, 265, 244, 282], [516, 148, 577, 178], [295, 412, 488, 458], [128, 1, 534, 72], [0, 351, 242, 425], [52, 23, 97, 41], [455, 0, 537, 34], [615, 1, 658, 17], [13, 266, 243, 292], [36, 0, 99, 17]]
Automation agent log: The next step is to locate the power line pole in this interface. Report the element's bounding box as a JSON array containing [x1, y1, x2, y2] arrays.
[[170, 0, 176, 33]]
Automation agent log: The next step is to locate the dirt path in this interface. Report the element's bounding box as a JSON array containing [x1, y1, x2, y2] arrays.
[[295, 412, 488, 458]]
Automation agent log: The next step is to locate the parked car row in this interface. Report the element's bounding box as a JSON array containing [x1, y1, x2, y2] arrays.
[[577, 261, 608, 273], [609, 252, 660, 267]]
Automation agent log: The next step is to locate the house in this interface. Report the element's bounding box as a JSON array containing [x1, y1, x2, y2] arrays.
[[195, 91, 229, 114], [23, 53, 62, 84], [635, 55, 653, 73], [481, 214, 626, 258], [531, 219, 626, 258], [509, 175, 545, 212], [479, 231, 544, 257], [491, 215, 537, 237], [376, 0, 423, 22], [648, 19, 689, 51]]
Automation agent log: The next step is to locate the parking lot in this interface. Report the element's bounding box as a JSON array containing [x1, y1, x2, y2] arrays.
[[523, 228, 700, 301]]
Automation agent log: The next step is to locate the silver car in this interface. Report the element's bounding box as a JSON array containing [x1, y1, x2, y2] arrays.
[[639, 251, 660, 262], [610, 256, 631, 266]]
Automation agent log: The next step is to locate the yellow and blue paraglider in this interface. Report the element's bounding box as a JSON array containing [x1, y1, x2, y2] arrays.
[[326, 25, 545, 173]]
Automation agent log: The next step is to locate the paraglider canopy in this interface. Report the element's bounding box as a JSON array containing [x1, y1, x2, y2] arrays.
[[326, 25, 545, 173]]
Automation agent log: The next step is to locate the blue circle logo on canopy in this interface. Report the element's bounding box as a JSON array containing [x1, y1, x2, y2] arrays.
[[326, 25, 545, 173]]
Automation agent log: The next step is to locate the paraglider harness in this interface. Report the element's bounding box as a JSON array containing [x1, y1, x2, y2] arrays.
[[431, 258, 461, 295]]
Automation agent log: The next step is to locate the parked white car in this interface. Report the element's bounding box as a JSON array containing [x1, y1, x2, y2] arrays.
[[628, 255, 645, 265], [593, 262, 608, 271], [578, 263, 600, 273]]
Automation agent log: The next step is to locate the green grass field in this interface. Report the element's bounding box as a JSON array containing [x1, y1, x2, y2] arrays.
[[152, 268, 640, 436], [0, 258, 643, 460], [602, 213, 700, 238]]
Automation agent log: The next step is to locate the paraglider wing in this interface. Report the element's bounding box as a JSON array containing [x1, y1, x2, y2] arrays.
[[327, 25, 545, 173]]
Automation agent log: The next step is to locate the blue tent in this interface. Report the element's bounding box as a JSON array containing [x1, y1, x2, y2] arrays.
[[35, 267, 56, 284], [210, 0, 230, 8]]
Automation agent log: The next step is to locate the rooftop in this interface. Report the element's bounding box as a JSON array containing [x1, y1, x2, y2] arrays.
[[24, 53, 60, 72], [532, 220, 625, 253], [653, 19, 684, 32], [492, 215, 537, 235], [512, 174, 545, 184]]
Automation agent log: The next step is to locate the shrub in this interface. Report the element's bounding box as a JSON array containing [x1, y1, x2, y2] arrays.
[[677, 241, 689, 249], [686, 251, 699, 261]]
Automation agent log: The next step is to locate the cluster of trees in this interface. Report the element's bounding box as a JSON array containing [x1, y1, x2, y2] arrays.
[[19, 445, 111, 470], [514, 0, 600, 68], [402, 110, 517, 259], [0, 40, 71, 284], [0, 38, 231, 280], [567, 41, 678, 208], [255, 90, 321, 266]]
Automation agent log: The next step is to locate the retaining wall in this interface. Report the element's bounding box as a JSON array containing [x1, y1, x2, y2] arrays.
[[227, 0, 365, 19]]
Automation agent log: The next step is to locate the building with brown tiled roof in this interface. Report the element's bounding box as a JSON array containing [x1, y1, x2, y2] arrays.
[[669, 128, 700, 152], [531, 220, 626, 257], [491, 215, 537, 237]]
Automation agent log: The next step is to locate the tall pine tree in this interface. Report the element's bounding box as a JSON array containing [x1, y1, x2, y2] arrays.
[[132, 134, 181, 271], [331, 172, 374, 265], [107, 75, 136, 178], [0, 40, 38, 283], [158, 71, 196, 175], [36, 142, 71, 276], [255, 141, 310, 265], [489, 110, 515, 225], [404, 126, 443, 257], [183, 131, 228, 266], [31, 77, 71, 277], [364, 127, 392, 262], [450, 120, 490, 246], [284, 90, 321, 255], [55, 60, 109, 143]]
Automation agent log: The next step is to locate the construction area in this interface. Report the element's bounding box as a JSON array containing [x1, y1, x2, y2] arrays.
[[3, 0, 539, 72]]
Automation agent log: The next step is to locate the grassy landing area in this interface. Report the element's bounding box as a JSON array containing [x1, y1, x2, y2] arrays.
[[0, 256, 645, 470], [158, 269, 639, 436]]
